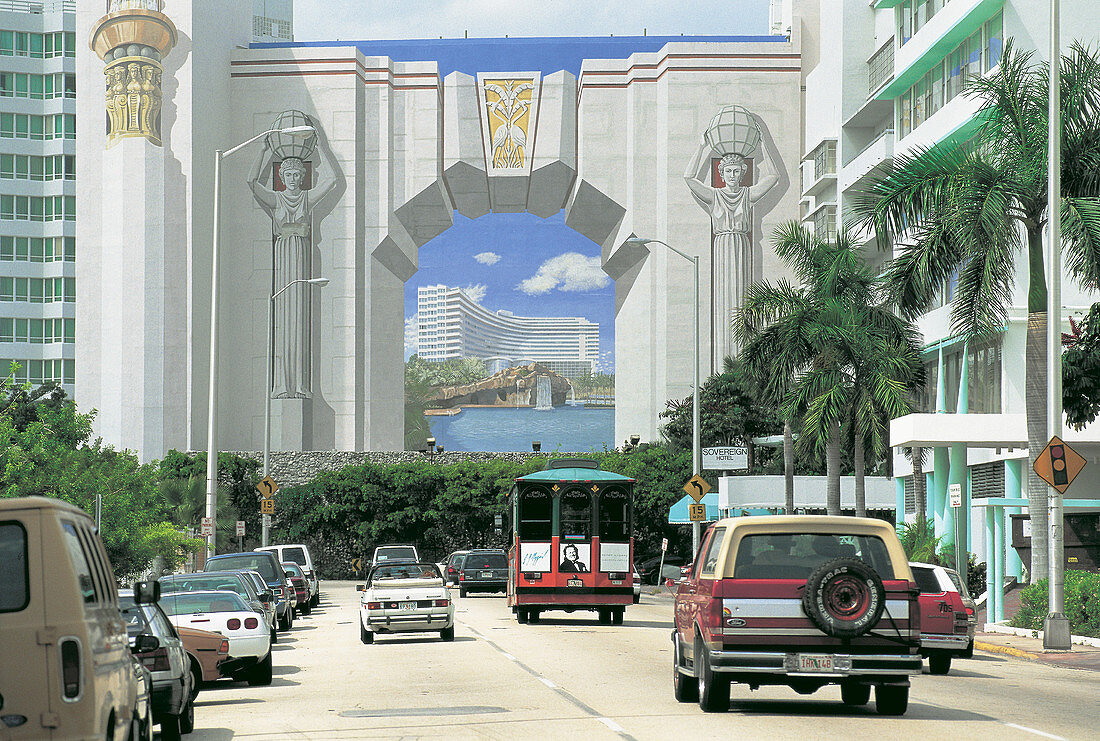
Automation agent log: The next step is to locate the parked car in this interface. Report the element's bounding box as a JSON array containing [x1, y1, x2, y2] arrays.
[[282, 561, 312, 615], [638, 555, 684, 584], [237, 569, 279, 641], [119, 584, 196, 740], [357, 561, 454, 643], [443, 550, 470, 586], [673, 516, 921, 715], [911, 561, 977, 675], [176, 625, 230, 684], [456, 549, 508, 597], [129, 654, 155, 741], [159, 570, 273, 636], [204, 551, 294, 631], [373, 543, 420, 565], [632, 563, 642, 603], [0, 496, 146, 741], [159, 590, 273, 686], [258, 543, 320, 607]]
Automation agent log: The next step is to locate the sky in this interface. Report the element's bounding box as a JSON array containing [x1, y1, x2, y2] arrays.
[[292, 1, 773, 42]]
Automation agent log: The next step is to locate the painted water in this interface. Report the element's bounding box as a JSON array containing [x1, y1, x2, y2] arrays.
[[427, 405, 614, 452]]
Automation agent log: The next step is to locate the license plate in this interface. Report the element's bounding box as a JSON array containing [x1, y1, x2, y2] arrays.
[[399, 601, 416, 611], [611, 580, 623, 585], [481, 571, 493, 578], [567, 578, 583, 587], [797, 654, 834, 672]]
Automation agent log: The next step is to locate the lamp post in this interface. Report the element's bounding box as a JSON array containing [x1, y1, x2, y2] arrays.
[[206, 123, 314, 560], [625, 237, 702, 554], [262, 276, 329, 547]]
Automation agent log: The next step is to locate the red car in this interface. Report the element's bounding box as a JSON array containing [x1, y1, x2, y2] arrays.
[[282, 562, 312, 615], [910, 562, 976, 675]]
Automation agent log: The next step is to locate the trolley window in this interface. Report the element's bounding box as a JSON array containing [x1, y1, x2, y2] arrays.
[[518, 487, 552, 541], [560, 488, 591, 540], [598, 487, 630, 541]]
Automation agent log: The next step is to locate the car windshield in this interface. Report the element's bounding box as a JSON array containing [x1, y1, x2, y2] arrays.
[[207, 553, 279, 582], [371, 564, 441, 583], [282, 547, 307, 565], [464, 553, 507, 569], [375, 546, 417, 562], [732, 533, 894, 580], [159, 591, 249, 616], [160, 574, 252, 600]]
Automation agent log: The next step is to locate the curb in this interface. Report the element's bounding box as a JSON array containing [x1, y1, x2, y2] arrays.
[[974, 640, 1041, 661]]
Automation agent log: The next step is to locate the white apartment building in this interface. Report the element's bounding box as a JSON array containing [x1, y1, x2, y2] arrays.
[[800, 0, 1100, 591], [417, 285, 600, 377], [0, 0, 76, 394]]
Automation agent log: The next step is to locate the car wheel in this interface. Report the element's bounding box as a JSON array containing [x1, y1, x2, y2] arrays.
[[633, 594, 640, 604], [695, 636, 730, 712], [310, 593, 319, 608], [189, 661, 202, 700], [962, 639, 974, 659], [247, 653, 273, 686], [874, 684, 908, 715], [440, 626, 455, 641], [612, 608, 624, 625], [528, 609, 540, 623], [672, 636, 698, 703], [360, 623, 374, 644], [929, 652, 952, 675], [301, 603, 311, 616], [178, 694, 195, 734], [159, 713, 182, 741], [271, 626, 278, 643], [840, 681, 871, 706], [801, 558, 885, 639], [459, 586, 468, 598], [516, 609, 528, 624], [598, 608, 611, 625]]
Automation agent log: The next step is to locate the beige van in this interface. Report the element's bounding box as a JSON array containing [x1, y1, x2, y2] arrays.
[[0, 496, 142, 740]]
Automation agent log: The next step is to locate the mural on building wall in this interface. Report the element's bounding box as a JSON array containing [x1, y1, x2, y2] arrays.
[[482, 77, 537, 170], [685, 105, 784, 363], [248, 110, 340, 399]]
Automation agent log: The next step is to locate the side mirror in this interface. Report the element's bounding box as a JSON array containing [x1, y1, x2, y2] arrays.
[[132, 580, 161, 605], [259, 591, 273, 602], [355, 584, 365, 592], [131, 634, 160, 653]]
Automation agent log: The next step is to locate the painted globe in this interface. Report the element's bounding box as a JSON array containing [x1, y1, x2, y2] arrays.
[[703, 105, 761, 158], [266, 110, 317, 160]]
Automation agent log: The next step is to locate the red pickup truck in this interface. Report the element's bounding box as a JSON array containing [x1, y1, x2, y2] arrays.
[[673, 515, 922, 714]]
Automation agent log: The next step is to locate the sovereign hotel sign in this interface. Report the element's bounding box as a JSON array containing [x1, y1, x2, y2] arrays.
[[703, 447, 748, 471]]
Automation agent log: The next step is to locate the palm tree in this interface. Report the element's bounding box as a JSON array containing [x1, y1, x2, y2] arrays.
[[852, 42, 1100, 583], [737, 223, 923, 516], [158, 475, 238, 554]]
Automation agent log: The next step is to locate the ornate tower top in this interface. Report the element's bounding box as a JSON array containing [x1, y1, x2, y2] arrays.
[[90, 0, 177, 146]]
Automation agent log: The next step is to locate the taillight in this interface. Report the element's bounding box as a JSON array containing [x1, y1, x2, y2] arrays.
[[458, 574, 465, 581], [276, 586, 286, 598], [59, 638, 81, 700], [227, 618, 242, 630], [219, 639, 229, 655], [367, 601, 381, 610], [140, 648, 171, 672], [433, 599, 449, 607], [245, 617, 259, 629], [965, 606, 974, 616], [706, 599, 724, 630]]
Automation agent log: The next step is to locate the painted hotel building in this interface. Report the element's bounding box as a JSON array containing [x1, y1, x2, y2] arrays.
[[416, 284, 599, 377]]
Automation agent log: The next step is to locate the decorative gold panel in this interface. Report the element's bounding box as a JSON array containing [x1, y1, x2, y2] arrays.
[[483, 79, 536, 170]]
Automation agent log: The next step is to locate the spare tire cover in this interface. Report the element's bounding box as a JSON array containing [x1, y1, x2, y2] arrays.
[[801, 558, 885, 639]]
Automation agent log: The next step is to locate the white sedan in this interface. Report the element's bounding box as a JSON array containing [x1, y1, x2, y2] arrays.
[[159, 590, 273, 685], [357, 562, 455, 643]]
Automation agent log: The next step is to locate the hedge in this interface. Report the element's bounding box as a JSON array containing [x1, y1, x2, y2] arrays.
[[1009, 570, 1100, 638]]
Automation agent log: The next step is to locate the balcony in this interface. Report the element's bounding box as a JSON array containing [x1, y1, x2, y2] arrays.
[[840, 129, 894, 195], [801, 140, 836, 199]]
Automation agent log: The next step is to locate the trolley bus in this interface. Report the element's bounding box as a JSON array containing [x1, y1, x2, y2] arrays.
[[506, 458, 635, 624]]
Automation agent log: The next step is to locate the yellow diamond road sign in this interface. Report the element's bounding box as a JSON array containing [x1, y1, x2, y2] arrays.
[[256, 476, 279, 500], [683, 475, 711, 502]]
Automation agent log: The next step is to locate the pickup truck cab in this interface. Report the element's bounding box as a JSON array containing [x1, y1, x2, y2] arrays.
[[673, 515, 921, 714]]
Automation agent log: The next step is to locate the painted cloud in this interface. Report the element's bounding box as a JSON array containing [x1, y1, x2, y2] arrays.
[[474, 251, 501, 265], [517, 252, 609, 295]]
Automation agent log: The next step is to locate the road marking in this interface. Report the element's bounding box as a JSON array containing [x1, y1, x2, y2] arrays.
[[1004, 723, 1066, 740], [464, 622, 638, 741]]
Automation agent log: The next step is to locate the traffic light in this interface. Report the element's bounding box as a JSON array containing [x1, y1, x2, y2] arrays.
[[1050, 443, 1069, 486]]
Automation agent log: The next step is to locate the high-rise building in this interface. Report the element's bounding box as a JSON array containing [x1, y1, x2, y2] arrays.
[[0, 0, 76, 393], [253, 0, 292, 42], [417, 284, 599, 377]]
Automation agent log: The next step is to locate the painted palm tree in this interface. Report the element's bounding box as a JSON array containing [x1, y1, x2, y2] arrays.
[[736, 223, 923, 515], [852, 42, 1100, 583]]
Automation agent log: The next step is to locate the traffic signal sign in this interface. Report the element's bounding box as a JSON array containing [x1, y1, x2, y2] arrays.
[[1034, 436, 1086, 493], [1049, 443, 1068, 486]]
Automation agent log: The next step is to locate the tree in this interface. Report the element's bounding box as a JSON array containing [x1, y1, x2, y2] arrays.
[[736, 223, 923, 515], [853, 43, 1100, 582], [1063, 302, 1100, 429]]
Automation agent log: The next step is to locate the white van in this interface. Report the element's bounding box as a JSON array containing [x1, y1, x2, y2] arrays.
[[258, 544, 319, 607], [0, 496, 144, 740]]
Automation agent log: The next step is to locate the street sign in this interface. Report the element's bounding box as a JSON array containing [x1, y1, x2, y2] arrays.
[[702, 446, 748, 471], [351, 557, 362, 573], [683, 475, 711, 502], [200, 517, 214, 537], [688, 502, 707, 522], [661, 537, 668, 552], [235, 520, 245, 537], [260, 499, 275, 515], [256, 476, 279, 500], [948, 483, 962, 508], [1034, 436, 1087, 493]]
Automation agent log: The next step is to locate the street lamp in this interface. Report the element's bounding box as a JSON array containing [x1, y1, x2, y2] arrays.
[[424, 436, 437, 463], [625, 236, 702, 554], [206, 123, 314, 560], [262, 276, 329, 547], [532, 440, 541, 453]]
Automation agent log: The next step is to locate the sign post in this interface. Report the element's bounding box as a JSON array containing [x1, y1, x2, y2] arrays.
[[948, 484, 962, 573]]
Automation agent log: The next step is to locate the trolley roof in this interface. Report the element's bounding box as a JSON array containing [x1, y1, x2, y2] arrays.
[[516, 467, 635, 484]]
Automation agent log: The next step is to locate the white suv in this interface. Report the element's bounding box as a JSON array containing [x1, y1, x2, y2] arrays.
[[259, 544, 319, 607]]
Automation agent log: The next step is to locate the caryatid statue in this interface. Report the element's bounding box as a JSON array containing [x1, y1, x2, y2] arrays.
[[247, 111, 338, 399], [685, 106, 782, 365]]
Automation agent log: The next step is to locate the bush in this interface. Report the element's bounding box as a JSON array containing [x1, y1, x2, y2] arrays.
[[1009, 570, 1100, 638]]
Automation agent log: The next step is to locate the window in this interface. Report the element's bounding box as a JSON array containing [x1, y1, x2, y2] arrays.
[[0, 522, 28, 613], [559, 488, 591, 540], [61, 521, 98, 605], [518, 487, 552, 541], [598, 487, 630, 541], [732, 533, 894, 579], [985, 12, 1003, 70], [911, 565, 942, 593], [700, 526, 727, 575]]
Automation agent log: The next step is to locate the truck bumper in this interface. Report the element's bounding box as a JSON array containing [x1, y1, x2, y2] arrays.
[[708, 649, 923, 677]]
